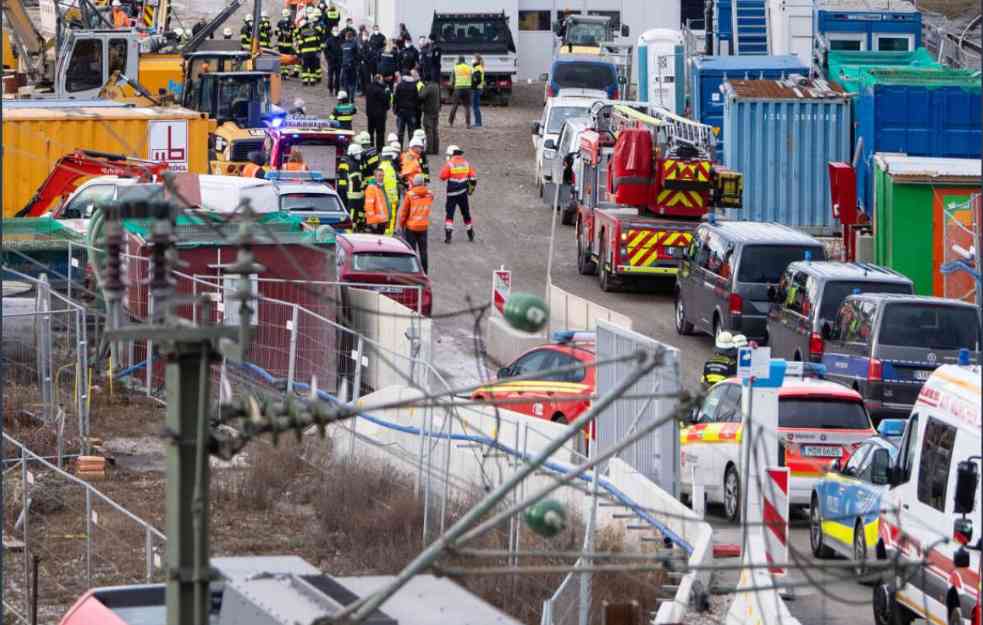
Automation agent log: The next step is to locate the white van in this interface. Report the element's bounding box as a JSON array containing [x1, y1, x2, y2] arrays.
[[875, 362, 981, 625]]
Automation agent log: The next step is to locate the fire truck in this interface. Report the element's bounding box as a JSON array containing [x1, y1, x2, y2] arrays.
[[573, 103, 743, 291]]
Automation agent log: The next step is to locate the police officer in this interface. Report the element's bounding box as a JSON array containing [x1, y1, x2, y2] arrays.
[[702, 331, 739, 388], [340, 30, 359, 99], [240, 13, 253, 50], [324, 27, 341, 95], [276, 9, 297, 79], [295, 17, 321, 86], [330, 90, 357, 130], [258, 10, 273, 49], [438, 145, 477, 243]]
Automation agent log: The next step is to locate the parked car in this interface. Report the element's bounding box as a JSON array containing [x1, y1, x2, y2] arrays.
[[874, 362, 981, 625], [471, 332, 595, 426], [335, 234, 432, 316], [767, 261, 913, 363], [544, 55, 620, 102], [531, 95, 602, 195], [820, 293, 981, 421], [809, 427, 899, 577], [543, 116, 591, 212], [680, 371, 875, 521], [675, 220, 826, 342], [273, 180, 352, 231]]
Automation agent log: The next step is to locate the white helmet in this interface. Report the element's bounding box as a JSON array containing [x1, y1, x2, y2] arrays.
[[223, 27, 233, 36], [293, 97, 305, 109], [244, 13, 253, 21], [388, 141, 401, 151], [409, 137, 425, 149], [715, 331, 735, 351], [111, 0, 121, 6], [412, 129, 426, 140], [386, 132, 399, 144], [356, 131, 371, 145], [174, 27, 184, 36], [445, 145, 461, 157], [381, 146, 396, 157], [347, 143, 364, 156], [731, 334, 748, 349], [337, 90, 348, 100], [282, 8, 290, 17]]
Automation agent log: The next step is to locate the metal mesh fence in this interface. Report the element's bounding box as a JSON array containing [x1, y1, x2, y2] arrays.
[[940, 192, 980, 304]]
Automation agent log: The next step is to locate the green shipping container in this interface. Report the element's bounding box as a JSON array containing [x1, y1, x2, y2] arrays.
[[873, 154, 981, 295], [827, 48, 941, 92]]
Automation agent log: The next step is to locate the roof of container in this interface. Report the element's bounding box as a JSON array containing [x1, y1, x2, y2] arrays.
[[816, 0, 917, 13], [875, 154, 982, 182], [859, 67, 982, 89], [707, 220, 823, 245], [1, 106, 209, 121], [785, 260, 911, 283], [1, 99, 135, 109], [691, 55, 809, 74], [725, 78, 847, 100]]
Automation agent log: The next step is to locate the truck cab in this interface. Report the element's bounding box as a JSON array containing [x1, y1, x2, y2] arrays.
[[430, 11, 517, 106]]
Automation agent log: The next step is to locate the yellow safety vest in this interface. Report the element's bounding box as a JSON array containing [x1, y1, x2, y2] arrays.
[[453, 63, 472, 89], [380, 159, 400, 234], [474, 64, 485, 90]]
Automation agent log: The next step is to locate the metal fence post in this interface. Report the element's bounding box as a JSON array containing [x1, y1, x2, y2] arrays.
[[145, 526, 152, 582], [421, 403, 432, 545], [440, 413, 452, 535], [146, 295, 154, 396], [21, 446, 29, 619], [349, 335, 364, 460], [287, 305, 299, 395], [85, 488, 92, 583], [76, 309, 90, 453]]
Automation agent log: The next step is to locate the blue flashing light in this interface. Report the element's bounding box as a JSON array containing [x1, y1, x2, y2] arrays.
[[550, 330, 595, 344], [877, 419, 906, 438], [958, 347, 971, 366], [804, 249, 812, 262], [265, 170, 328, 183], [852, 288, 861, 295], [707, 212, 717, 225]]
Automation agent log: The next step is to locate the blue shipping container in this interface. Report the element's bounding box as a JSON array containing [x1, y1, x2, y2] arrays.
[[855, 76, 982, 213], [815, 1, 922, 52], [723, 80, 852, 235], [690, 55, 809, 155]]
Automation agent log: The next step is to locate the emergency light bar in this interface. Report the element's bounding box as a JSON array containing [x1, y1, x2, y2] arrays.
[[551, 331, 596, 344], [264, 171, 329, 183], [783, 361, 826, 379], [282, 116, 341, 130]]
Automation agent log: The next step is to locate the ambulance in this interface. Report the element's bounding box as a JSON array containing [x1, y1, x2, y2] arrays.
[[874, 359, 981, 625]]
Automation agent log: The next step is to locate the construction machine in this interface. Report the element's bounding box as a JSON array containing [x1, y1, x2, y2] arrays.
[[573, 102, 743, 290]]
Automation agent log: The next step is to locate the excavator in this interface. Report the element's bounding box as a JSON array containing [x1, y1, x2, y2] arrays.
[[15, 149, 168, 218]]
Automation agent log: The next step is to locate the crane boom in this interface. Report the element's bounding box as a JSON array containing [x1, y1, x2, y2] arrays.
[[2, 0, 49, 79]]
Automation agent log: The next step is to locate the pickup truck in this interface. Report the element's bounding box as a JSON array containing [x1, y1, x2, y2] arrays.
[[430, 11, 517, 106]]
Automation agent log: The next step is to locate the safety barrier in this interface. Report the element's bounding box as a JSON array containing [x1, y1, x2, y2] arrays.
[[547, 282, 634, 336], [724, 530, 802, 625]]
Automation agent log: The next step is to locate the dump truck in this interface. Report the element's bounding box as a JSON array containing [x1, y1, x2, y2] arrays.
[[574, 102, 743, 290], [430, 11, 517, 106]]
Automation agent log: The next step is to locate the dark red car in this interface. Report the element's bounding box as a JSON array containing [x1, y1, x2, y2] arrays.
[[336, 234, 433, 316]]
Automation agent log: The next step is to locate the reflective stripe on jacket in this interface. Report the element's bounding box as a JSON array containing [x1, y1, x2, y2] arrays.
[[439, 156, 476, 197], [364, 183, 389, 225], [400, 150, 423, 183]]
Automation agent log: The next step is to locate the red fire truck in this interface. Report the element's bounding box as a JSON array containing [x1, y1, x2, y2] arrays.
[[573, 103, 743, 291]]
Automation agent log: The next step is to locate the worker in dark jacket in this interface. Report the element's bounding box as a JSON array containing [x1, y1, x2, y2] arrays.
[[369, 25, 386, 51], [364, 74, 390, 151], [392, 72, 421, 147], [339, 30, 359, 99], [330, 90, 357, 130], [419, 79, 441, 156], [324, 27, 342, 95], [276, 9, 298, 79], [701, 332, 742, 389], [378, 42, 397, 87]]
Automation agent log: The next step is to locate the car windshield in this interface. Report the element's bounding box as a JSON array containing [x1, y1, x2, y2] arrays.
[[819, 280, 912, 321], [553, 61, 616, 90], [280, 192, 344, 214], [547, 106, 590, 133], [565, 22, 607, 45], [779, 398, 871, 430], [878, 303, 981, 350], [738, 245, 825, 284], [352, 253, 420, 273]]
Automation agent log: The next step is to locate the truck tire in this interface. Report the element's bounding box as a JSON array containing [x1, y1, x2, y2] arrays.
[[598, 239, 615, 292], [577, 223, 596, 275]]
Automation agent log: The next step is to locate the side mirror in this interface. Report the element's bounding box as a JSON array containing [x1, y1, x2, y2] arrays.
[[869, 448, 891, 485], [531, 121, 541, 135], [954, 545, 971, 568], [543, 138, 557, 151], [685, 406, 701, 425], [954, 517, 974, 548], [497, 366, 512, 379], [621, 25, 630, 37], [539, 73, 549, 82], [830, 459, 842, 473], [543, 173, 553, 182], [954, 460, 979, 514]]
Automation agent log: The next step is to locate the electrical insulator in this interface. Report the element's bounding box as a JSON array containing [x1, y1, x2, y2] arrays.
[[101, 220, 125, 298]]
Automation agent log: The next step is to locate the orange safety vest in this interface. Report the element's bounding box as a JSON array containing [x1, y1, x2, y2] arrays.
[[364, 183, 389, 225], [283, 161, 308, 171], [398, 186, 433, 232], [438, 155, 476, 197], [400, 150, 423, 184], [242, 163, 263, 177], [112, 8, 129, 28]]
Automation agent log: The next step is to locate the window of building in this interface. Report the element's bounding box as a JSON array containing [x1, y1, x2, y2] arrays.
[[518, 10, 551, 31], [917, 418, 956, 512], [827, 33, 866, 51], [875, 34, 913, 52]]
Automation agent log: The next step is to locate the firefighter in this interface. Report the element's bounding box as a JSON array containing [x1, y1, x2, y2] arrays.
[[240, 13, 253, 50], [259, 10, 273, 49], [340, 143, 365, 229], [388, 140, 404, 182], [324, 1, 340, 31], [356, 131, 380, 180], [379, 145, 401, 235], [438, 145, 477, 243], [329, 90, 357, 130], [400, 137, 425, 186], [295, 17, 321, 86], [276, 9, 297, 79], [363, 167, 390, 234], [397, 174, 433, 273], [702, 331, 738, 389], [307, 7, 324, 83]]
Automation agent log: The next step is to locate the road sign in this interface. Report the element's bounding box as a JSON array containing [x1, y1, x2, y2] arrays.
[[737, 346, 771, 380], [492, 267, 511, 315], [148, 120, 189, 171]]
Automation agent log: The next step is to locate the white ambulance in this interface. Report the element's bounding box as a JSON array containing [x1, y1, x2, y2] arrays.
[[875, 361, 981, 625]]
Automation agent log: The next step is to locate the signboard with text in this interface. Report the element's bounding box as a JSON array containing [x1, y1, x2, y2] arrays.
[[148, 120, 189, 171]]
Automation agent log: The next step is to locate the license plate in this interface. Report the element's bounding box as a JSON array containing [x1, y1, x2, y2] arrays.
[[802, 446, 841, 458], [912, 369, 932, 381], [375, 286, 402, 294]]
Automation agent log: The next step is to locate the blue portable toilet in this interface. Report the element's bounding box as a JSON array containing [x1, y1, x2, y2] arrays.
[[637, 28, 686, 114], [690, 55, 809, 154]]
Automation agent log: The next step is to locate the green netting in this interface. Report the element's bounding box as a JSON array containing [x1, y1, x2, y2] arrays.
[[858, 66, 983, 90], [1, 217, 85, 250], [828, 48, 942, 91]]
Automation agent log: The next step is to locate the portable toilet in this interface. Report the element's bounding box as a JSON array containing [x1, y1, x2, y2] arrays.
[[767, 0, 814, 65], [637, 29, 685, 114]]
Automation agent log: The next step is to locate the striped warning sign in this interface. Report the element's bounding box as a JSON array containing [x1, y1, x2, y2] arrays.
[[763, 467, 790, 576]]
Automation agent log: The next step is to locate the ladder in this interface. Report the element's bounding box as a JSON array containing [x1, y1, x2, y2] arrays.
[[732, 0, 769, 55]]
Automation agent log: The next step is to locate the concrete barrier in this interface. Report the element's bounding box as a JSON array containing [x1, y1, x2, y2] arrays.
[[547, 282, 633, 335], [346, 289, 432, 391], [605, 459, 715, 625], [724, 529, 802, 625]]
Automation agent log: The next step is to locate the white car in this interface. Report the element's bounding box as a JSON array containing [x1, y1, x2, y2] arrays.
[[531, 96, 602, 196], [273, 180, 351, 230]]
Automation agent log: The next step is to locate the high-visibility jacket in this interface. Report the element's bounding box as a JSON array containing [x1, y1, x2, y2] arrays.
[[325, 7, 340, 28], [330, 102, 356, 129], [361, 147, 380, 178], [453, 63, 472, 89], [379, 158, 400, 234], [259, 18, 273, 47], [297, 24, 321, 53], [240, 22, 253, 49], [342, 156, 364, 200], [112, 8, 129, 28], [242, 163, 265, 178], [439, 155, 477, 197], [363, 182, 389, 225], [398, 186, 433, 232], [400, 150, 423, 184], [283, 161, 308, 171], [276, 18, 295, 52], [472, 64, 485, 90]]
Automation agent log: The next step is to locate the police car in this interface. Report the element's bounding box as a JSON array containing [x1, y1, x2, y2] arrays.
[[471, 332, 595, 425], [809, 424, 899, 578], [680, 364, 876, 521]]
